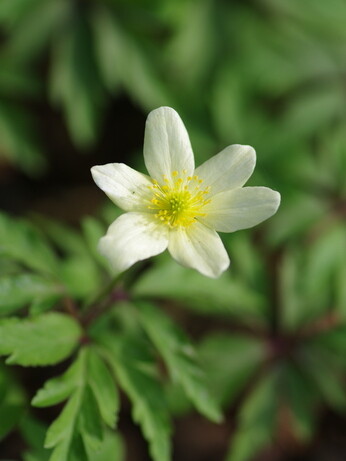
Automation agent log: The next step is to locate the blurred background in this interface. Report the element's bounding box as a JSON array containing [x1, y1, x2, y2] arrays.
[[1, 0, 346, 460]]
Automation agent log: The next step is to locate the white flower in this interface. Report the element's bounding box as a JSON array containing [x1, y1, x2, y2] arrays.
[[91, 107, 280, 278]]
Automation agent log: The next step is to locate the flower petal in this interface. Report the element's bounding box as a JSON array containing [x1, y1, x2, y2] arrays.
[[143, 107, 195, 182], [200, 187, 281, 232], [194, 144, 256, 195], [99, 212, 169, 273], [91, 163, 153, 211], [167, 222, 230, 278]]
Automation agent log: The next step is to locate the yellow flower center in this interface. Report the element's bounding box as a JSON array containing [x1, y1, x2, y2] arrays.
[[148, 170, 211, 228]]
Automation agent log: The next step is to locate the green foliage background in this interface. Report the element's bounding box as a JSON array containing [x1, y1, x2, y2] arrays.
[[1, 0, 346, 460]]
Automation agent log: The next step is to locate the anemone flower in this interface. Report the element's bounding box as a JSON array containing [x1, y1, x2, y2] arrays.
[[91, 107, 280, 278]]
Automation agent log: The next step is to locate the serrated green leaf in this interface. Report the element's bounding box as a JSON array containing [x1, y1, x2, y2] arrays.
[[82, 216, 107, 267], [78, 385, 103, 451], [36, 218, 90, 257], [91, 6, 123, 92], [88, 349, 119, 429], [0, 273, 62, 315], [304, 225, 346, 306], [59, 256, 102, 299], [267, 193, 328, 245], [0, 97, 45, 175], [68, 432, 89, 461], [0, 364, 26, 440], [0, 313, 81, 366], [280, 251, 305, 331], [299, 342, 346, 410], [280, 364, 317, 442], [45, 391, 81, 450], [32, 355, 84, 407], [283, 83, 344, 138], [226, 372, 278, 461], [29, 295, 61, 316], [35, 348, 119, 461], [0, 60, 40, 97], [137, 301, 222, 422], [49, 14, 104, 147], [133, 258, 266, 321], [0, 0, 42, 26], [0, 213, 58, 274], [102, 335, 172, 461], [40, 351, 86, 461], [199, 333, 266, 408], [92, 6, 168, 108], [21, 415, 50, 461], [85, 430, 125, 461], [3, 0, 69, 63]]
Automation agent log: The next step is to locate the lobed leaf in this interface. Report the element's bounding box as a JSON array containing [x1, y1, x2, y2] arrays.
[[226, 372, 279, 461], [133, 258, 266, 322], [32, 355, 84, 407], [102, 334, 172, 461], [33, 347, 120, 461], [0, 313, 82, 366], [137, 301, 222, 422], [199, 333, 266, 408], [87, 348, 119, 429], [0, 213, 58, 275], [0, 273, 62, 316]]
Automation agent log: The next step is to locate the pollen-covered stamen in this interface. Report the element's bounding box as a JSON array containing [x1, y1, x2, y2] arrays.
[[148, 171, 211, 228]]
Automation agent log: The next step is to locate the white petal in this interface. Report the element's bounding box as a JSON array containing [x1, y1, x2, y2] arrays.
[[194, 144, 256, 195], [167, 222, 230, 278], [143, 107, 195, 182], [91, 163, 153, 211], [99, 212, 169, 273], [200, 187, 281, 232]]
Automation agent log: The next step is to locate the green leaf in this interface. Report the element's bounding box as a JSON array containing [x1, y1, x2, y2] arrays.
[[0, 273, 62, 315], [3, 0, 69, 64], [304, 225, 346, 308], [226, 372, 278, 461], [0, 60, 40, 98], [280, 251, 305, 331], [166, 0, 215, 87], [0, 101, 45, 175], [59, 256, 102, 299], [137, 301, 222, 422], [92, 6, 169, 108], [45, 391, 81, 450], [0, 0, 42, 26], [102, 334, 172, 461], [34, 348, 119, 461], [299, 339, 346, 411], [133, 258, 266, 322], [267, 192, 328, 245], [43, 351, 87, 461], [280, 364, 317, 442], [82, 216, 107, 266], [283, 83, 344, 138], [32, 355, 84, 407], [68, 433, 89, 461], [0, 364, 26, 440], [49, 13, 105, 147], [0, 213, 58, 274], [91, 6, 123, 92], [85, 430, 125, 461], [88, 348, 119, 429], [0, 313, 81, 366], [199, 333, 266, 407], [20, 415, 50, 461], [78, 385, 103, 451]]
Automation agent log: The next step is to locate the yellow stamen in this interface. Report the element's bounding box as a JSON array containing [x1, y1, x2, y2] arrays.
[[148, 171, 211, 228]]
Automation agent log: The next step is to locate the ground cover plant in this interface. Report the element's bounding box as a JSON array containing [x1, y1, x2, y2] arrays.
[[1, 1, 346, 460]]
